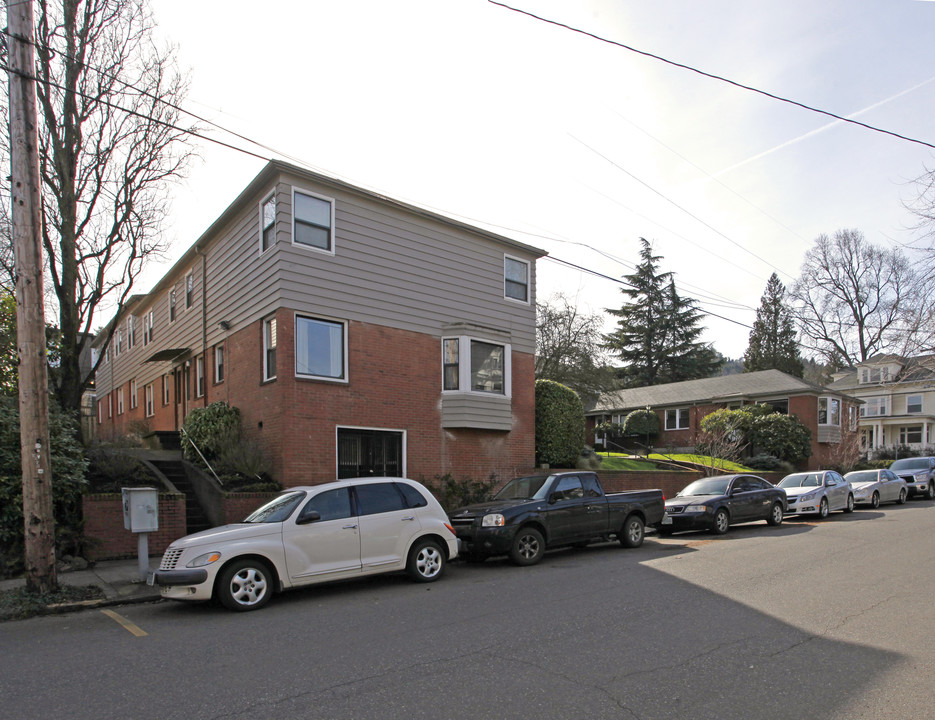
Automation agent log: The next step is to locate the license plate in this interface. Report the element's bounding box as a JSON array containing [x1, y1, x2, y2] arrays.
[[661, 514, 672, 525], [146, 570, 155, 586]]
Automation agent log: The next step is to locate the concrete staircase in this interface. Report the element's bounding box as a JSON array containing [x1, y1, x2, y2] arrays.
[[150, 457, 212, 535]]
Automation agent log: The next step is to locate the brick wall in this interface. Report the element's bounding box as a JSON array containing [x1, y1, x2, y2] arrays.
[[82, 493, 186, 561]]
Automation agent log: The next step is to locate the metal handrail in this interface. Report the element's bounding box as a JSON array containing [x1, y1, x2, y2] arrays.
[[179, 427, 224, 486]]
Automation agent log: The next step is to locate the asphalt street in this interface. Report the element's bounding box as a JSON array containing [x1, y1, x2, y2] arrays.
[[2, 501, 933, 720]]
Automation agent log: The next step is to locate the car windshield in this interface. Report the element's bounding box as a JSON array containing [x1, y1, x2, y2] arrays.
[[494, 475, 551, 500], [678, 478, 731, 496], [243, 491, 306, 523], [779, 473, 822, 488], [846, 471, 878, 484], [890, 458, 928, 471]]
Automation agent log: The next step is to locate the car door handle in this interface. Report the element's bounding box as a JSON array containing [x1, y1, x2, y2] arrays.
[[401, 516, 415, 522], [342, 524, 358, 530]]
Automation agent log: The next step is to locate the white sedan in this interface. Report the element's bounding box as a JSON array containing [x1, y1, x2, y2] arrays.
[[844, 469, 908, 508], [150, 477, 458, 611], [778, 470, 854, 518]]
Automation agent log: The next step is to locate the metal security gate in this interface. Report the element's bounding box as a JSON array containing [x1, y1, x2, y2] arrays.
[[337, 429, 403, 479]]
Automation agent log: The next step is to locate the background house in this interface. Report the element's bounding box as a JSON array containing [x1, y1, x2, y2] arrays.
[[92, 160, 545, 486], [586, 369, 859, 470], [828, 354, 935, 455]]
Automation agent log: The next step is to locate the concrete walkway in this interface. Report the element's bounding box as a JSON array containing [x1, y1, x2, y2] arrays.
[[0, 557, 162, 610]]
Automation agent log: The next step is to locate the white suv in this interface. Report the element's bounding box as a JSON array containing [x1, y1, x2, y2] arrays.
[[150, 477, 458, 611]]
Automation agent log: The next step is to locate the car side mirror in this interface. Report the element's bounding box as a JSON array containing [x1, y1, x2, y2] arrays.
[[549, 492, 560, 504], [296, 510, 321, 525]]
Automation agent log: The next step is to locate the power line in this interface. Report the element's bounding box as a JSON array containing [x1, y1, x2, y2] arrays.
[[489, 0, 935, 151]]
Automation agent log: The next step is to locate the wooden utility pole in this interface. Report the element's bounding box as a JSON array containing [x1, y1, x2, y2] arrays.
[[8, 0, 57, 593]]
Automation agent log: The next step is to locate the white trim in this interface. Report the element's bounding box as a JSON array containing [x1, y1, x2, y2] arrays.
[[214, 343, 225, 383], [503, 253, 530, 304], [293, 311, 348, 383], [195, 355, 205, 398], [167, 287, 177, 324], [130, 378, 138, 409], [665, 407, 689, 430], [185, 272, 194, 310], [262, 315, 277, 382], [335, 425, 408, 479], [291, 186, 336, 256]]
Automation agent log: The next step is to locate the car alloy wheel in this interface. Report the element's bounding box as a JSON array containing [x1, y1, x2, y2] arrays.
[[818, 497, 829, 519], [898, 488, 907, 504], [711, 508, 730, 535], [844, 494, 855, 513], [620, 515, 645, 548], [928, 483, 935, 500], [767, 502, 784, 526], [407, 539, 445, 582], [217, 559, 273, 612], [870, 492, 880, 509], [510, 527, 545, 566]]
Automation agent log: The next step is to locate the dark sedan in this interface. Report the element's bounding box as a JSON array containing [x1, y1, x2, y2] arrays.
[[657, 474, 787, 536]]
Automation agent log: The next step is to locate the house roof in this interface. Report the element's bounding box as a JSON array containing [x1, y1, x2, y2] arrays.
[[587, 369, 844, 415]]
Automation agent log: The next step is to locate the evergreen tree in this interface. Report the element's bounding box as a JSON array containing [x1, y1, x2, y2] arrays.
[[605, 238, 721, 387], [743, 273, 804, 377]]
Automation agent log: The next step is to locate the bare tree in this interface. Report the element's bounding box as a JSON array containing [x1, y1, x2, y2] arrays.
[[789, 229, 933, 366], [1, 0, 196, 416], [536, 293, 615, 404]]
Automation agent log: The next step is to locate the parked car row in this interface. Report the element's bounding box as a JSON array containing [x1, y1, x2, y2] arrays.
[[151, 459, 935, 612]]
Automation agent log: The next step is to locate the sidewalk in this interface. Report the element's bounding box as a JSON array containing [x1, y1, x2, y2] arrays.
[[0, 557, 162, 609]]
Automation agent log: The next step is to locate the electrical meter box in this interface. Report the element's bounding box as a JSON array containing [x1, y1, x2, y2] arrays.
[[122, 487, 159, 533]]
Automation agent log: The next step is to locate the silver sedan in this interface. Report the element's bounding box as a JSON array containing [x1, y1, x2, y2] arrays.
[[845, 469, 908, 508]]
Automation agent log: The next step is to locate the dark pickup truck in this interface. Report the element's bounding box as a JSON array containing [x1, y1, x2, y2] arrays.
[[449, 471, 665, 565]]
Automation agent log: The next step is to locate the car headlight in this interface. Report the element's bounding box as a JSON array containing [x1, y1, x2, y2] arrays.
[[800, 492, 817, 502], [915, 474, 928, 483], [187, 551, 222, 568], [854, 488, 869, 497], [686, 505, 707, 513], [482, 514, 505, 527]]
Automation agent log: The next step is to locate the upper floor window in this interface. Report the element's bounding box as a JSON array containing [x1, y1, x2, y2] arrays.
[[504, 255, 529, 302], [168, 288, 177, 323], [295, 315, 346, 381], [127, 316, 135, 350], [860, 397, 887, 418], [143, 310, 154, 345], [185, 273, 194, 309], [261, 194, 276, 252], [293, 189, 334, 252], [441, 336, 511, 395], [263, 316, 277, 381], [114, 327, 123, 357], [665, 408, 689, 430], [907, 394, 923, 414], [818, 397, 841, 426], [860, 367, 889, 384]]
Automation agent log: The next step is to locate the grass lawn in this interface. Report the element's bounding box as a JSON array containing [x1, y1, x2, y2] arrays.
[[648, 453, 754, 472], [596, 453, 664, 471]]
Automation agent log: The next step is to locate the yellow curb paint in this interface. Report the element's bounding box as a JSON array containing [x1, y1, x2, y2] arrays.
[[100, 609, 148, 637]]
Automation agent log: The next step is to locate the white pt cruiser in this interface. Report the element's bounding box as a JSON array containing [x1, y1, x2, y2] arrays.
[[149, 477, 458, 611]]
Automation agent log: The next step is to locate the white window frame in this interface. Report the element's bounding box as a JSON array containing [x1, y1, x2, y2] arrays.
[[818, 396, 841, 426], [144, 383, 154, 418], [185, 272, 194, 309], [127, 316, 135, 350], [214, 344, 225, 384], [117, 387, 124, 415], [294, 313, 348, 382], [440, 335, 512, 397], [143, 310, 154, 346], [162, 374, 171, 406], [97, 396, 103, 424], [263, 316, 277, 382], [859, 396, 887, 418], [504, 254, 530, 304], [900, 425, 923, 444], [114, 327, 123, 357], [907, 394, 923, 414], [260, 193, 276, 253], [665, 407, 689, 430], [195, 354, 205, 398], [168, 288, 177, 323], [130, 378, 138, 410], [291, 187, 335, 255], [108, 393, 113, 419]]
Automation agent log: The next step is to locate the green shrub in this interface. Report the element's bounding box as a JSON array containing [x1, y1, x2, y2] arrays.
[[535, 379, 584, 467], [749, 413, 811, 464], [85, 437, 159, 493], [182, 402, 241, 465], [0, 398, 88, 578], [422, 473, 498, 514], [744, 454, 795, 474], [576, 446, 603, 470], [622, 408, 660, 439]]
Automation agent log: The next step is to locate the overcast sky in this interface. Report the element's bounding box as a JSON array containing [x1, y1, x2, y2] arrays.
[[146, 0, 935, 360]]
